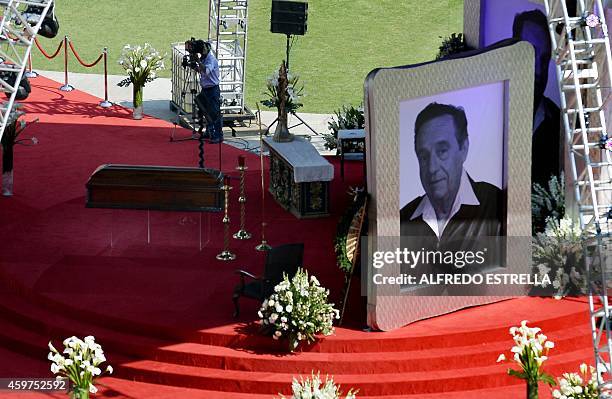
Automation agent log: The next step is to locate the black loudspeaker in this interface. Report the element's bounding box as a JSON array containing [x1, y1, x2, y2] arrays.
[[271, 1, 308, 36]]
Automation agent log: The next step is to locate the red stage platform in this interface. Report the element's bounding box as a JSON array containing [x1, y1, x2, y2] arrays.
[[0, 77, 594, 398]]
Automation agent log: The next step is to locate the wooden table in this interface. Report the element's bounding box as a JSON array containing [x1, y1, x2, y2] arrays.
[[263, 137, 334, 219]]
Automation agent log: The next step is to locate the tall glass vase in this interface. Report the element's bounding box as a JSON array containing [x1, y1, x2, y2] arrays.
[[71, 387, 89, 399], [132, 84, 144, 120], [527, 380, 538, 399]]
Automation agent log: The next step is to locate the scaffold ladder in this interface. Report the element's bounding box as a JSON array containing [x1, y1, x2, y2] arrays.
[[208, 0, 249, 116], [544, 0, 612, 395], [0, 0, 53, 142]]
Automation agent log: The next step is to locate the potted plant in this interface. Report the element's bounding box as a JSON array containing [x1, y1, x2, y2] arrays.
[[323, 104, 365, 152], [117, 43, 165, 119]]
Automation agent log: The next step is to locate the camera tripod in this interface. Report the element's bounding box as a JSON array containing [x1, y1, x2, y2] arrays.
[[170, 63, 223, 170], [170, 65, 199, 143]]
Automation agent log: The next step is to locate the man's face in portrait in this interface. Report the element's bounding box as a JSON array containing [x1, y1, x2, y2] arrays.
[[415, 114, 469, 206], [519, 20, 551, 103]]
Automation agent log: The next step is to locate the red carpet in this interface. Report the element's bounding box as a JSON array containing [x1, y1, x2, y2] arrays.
[[0, 77, 595, 398]]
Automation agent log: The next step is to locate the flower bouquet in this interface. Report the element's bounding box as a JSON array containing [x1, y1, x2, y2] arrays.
[[261, 61, 304, 142], [48, 336, 113, 399], [279, 373, 357, 399], [259, 268, 339, 351], [532, 216, 586, 297], [497, 321, 556, 399], [552, 363, 600, 399], [117, 43, 165, 119]]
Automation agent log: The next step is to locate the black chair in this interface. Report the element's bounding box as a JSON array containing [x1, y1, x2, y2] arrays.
[[232, 243, 304, 317]]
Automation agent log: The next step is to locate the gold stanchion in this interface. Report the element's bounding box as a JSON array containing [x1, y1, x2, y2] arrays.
[[255, 105, 272, 251], [233, 155, 251, 240], [217, 175, 236, 261]]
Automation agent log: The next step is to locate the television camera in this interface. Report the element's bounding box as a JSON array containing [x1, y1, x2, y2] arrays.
[[182, 38, 211, 69]]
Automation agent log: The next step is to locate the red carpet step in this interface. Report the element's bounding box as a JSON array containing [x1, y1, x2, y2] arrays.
[[0, 76, 597, 398]]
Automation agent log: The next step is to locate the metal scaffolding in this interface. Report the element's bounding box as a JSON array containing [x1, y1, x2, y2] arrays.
[[544, 0, 612, 396], [208, 0, 253, 122], [0, 0, 54, 142]]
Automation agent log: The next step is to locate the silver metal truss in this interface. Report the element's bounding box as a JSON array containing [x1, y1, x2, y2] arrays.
[[544, 0, 612, 396], [208, 0, 249, 117], [0, 0, 53, 142]]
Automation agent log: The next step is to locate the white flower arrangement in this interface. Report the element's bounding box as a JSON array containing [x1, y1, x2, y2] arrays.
[[48, 336, 113, 398], [261, 66, 304, 114], [533, 216, 586, 297], [497, 321, 556, 398], [259, 268, 339, 351], [279, 373, 357, 399], [117, 43, 165, 88], [552, 363, 600, 399]]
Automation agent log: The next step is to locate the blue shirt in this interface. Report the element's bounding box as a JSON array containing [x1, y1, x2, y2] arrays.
[[199, 52, 220, 88]]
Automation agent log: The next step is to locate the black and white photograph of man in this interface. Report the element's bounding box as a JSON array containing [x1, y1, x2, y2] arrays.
[[400, 102, 503, 245], [399, 82, 507, 269]]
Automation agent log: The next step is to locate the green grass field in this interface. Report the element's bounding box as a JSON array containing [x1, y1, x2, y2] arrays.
[[33, 0, 463, 113]]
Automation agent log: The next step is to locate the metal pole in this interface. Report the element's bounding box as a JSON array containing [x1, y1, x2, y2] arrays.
[[286, 34, 290, 71], [99, 47, 112, 108], [59, 36, 74, 91]]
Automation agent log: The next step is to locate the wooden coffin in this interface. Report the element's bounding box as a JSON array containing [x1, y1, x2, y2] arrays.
[[86, 164, 224, 212]]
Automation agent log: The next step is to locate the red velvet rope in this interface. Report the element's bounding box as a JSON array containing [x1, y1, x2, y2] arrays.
[[34, 37, 63, 59], [67, 41, 103, 68]]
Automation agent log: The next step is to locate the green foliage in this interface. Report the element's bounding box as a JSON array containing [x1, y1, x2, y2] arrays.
[[324, 104, 365, 151], [436, 33, 469, 60], [335, 189, 367, 274], [260, 69, 304, 114], [532, 173, 565, 234], [34, 0, 464, 112]]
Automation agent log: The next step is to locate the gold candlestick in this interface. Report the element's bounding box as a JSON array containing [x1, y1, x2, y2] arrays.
[[233, 156, 252, 240], [217, 176, 236, 261], [255, 105, 272, 251]]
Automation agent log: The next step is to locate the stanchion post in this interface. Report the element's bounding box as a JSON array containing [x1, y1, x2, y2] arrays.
[[233, 155, 251, 240], [255, 106, 271, 251], [25, 53, 38, 78], [217, 175, 236, 261], [99, 47, 112, 108], [59, 36, 74, 92]]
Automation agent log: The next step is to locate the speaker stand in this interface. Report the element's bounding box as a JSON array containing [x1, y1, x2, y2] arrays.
[[265, 111, 319, 136], [267, 34, 318, 136]]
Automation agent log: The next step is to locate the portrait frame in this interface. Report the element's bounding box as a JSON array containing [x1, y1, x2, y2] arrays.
[[364, 41, 534, 331]]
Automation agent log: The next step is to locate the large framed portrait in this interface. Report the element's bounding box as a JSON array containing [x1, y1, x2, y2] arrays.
[[364, 41, 534, 331]]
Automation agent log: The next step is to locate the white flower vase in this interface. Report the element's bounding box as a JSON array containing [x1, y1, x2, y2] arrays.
[[2, 170, 13, 196]]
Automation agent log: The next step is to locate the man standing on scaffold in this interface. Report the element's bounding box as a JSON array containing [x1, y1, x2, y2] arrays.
[[192, 40, 223, 144]]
